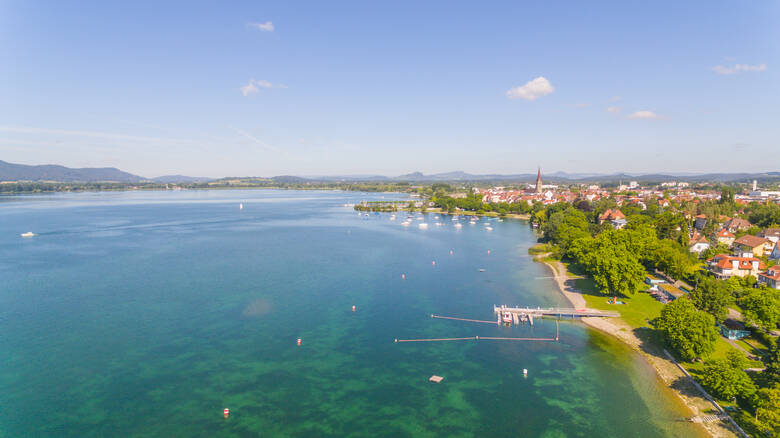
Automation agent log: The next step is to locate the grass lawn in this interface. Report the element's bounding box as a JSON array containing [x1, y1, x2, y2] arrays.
[[558, 260, 758, 370], [528, 243, 554, 255]]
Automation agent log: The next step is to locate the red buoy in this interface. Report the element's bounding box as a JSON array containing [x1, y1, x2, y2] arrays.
[[297, 338, 302, 346], [224, 408, 229, 418], [487, 250, 491, 254], [352, 305, 356, 312], [401, 274, 406, 280], [432, 261, 436, 266]]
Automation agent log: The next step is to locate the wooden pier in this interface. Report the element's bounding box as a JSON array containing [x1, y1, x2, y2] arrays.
[[494, 305, 619, 326]]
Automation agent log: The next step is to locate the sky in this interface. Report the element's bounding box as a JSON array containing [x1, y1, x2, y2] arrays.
[[1, 0, 778, 178]]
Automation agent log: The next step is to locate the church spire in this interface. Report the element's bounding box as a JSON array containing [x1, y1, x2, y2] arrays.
[[535, 166, 542, 194]]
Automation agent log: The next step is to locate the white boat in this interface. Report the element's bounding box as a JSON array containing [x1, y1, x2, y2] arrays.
[[485, 226, 493, 231], [239, 203, 243, 210], [401, 221, 411, 227], [435, 222, 443, 226], [434, 216, 439, 219], [20, 232, 36, 238], [389, 215, 396, 221], [451, 216, 458, 221], [454, 223, 463, 229], [469, 221, 476, 225], [418, 223, 428, 230]]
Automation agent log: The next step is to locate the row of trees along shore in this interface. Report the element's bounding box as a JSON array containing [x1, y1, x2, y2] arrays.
[[534, 194, 780, 435]]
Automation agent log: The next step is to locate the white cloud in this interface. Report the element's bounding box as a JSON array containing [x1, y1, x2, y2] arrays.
[[506, 77, 555, 101], [610, 95, 622, 102], [249, 21, 274, 32], [240, 79, 285, 96], [626, 110, 660, 119], [568, 103, 590, 108], [606, 106, 621, 113], [712, 63, 767, 75]]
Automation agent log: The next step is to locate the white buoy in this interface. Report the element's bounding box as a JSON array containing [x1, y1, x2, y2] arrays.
[[450, 250, 453, 255], [523, 368, 528, 377], [239, 203, 243, 210], [432, 261, 436, 266], [401, 274, 406, 280]]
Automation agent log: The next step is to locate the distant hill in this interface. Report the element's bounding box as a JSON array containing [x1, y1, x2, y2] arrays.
[[151, 175, 212, 183], [0, 160, 145, 182]]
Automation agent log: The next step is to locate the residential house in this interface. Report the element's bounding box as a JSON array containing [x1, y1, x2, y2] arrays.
[[694, 214, 707, 230], [713, 228, 735, 246], [689, 233, 711, 254], [598, 209, 627, 229], [732, 235, 772, 257], [706, 254, 765, 279], [758, 266, 780, 289], [759, 228, 780, 244], [722, 217, 752, 233]]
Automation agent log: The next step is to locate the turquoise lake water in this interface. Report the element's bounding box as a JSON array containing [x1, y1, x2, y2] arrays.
[[0, 190, 706, 437]]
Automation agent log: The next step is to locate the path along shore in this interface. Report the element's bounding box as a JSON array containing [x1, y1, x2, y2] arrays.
[[538, 257, 741, 438]]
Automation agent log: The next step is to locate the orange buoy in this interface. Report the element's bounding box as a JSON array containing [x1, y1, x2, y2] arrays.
[[352, 305, 356, 312], [224, 408, 229, 418], [297, 338, 302, 346]]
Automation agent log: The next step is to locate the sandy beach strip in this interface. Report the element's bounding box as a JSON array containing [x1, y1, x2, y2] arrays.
[[537, 257, 740, 438]]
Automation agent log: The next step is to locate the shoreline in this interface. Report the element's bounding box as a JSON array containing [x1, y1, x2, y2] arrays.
[[536, 257, 740, 438]]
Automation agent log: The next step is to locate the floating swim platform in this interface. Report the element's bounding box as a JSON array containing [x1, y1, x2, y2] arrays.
[[429, 375, 444, 383]]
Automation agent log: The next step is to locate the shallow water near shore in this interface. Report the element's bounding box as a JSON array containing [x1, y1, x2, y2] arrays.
[[0, 190, 707, 437]]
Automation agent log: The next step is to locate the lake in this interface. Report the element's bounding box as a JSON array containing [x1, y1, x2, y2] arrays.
[[0, 189, 706, 437]]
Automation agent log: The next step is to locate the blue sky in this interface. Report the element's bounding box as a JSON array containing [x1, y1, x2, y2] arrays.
[[1, 1, 777, 178]]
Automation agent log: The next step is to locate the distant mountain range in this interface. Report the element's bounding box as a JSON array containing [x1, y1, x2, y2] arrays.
[[1, 160, 778, 184], [0, 160, 146, 183], [0, 160, 211, 183]]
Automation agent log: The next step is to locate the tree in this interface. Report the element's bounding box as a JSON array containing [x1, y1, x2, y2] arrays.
[[720, 186, 735, 206], [653, 239, 695, 280], [589, 245, 647, 296], [700, 350, 756, 401], [740, 288, 780, 332], [765, 337, 780, 385], [754, 386, 780, 435], [654, 211, 688, 241], [689, 276, 734, 322], [656, 298, 719, 361]]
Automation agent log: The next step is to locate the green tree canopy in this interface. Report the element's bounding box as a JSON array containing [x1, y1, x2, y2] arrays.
[[739, 288, 780, 332], [700, 350, 756, 401], [656, 298, 719, 361], [754, 386, 780, 435], [689, 276, 734, 322]]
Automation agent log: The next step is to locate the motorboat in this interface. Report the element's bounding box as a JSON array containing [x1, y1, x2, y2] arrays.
[[418, 223, 428, 230], [20, 232, 36, 238]]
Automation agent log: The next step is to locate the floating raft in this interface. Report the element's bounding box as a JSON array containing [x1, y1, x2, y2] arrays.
[[429, 375, 444, 383]]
